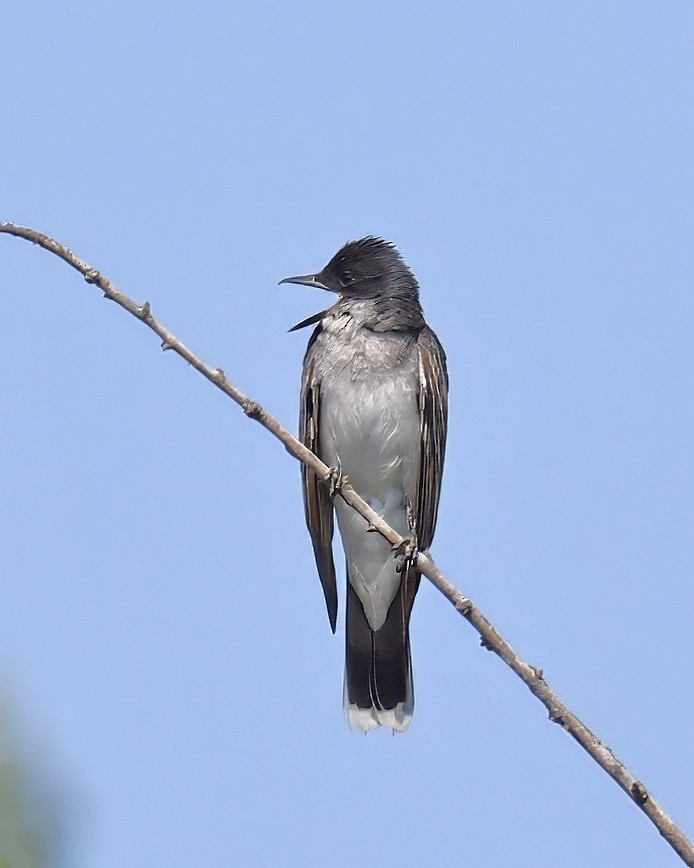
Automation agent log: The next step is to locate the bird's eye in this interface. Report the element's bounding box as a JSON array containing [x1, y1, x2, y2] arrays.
[[340, 271, 353, 288]]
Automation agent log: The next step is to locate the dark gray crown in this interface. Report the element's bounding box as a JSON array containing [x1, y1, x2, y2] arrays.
[[319, 236, 419, 299]]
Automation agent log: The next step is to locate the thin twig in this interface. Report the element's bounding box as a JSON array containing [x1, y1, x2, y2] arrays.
[[1, 221, 692, 867]]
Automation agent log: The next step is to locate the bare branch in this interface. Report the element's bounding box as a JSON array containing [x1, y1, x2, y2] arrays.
[[2, 221, 692, 866]]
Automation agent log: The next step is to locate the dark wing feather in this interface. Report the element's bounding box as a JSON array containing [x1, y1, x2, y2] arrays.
[[414, 325, 449, 551], [401, 324, 448, 622], [416, 326, 448, 551], [300, 326, 338, 632]]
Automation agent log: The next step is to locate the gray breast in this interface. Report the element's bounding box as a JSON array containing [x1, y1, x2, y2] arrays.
[[314, 311, 420, 507]]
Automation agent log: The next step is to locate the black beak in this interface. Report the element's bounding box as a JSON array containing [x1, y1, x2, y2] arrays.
[[278, 273, 331, 291]]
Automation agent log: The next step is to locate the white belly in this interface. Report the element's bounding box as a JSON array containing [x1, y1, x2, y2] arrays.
[[320, 367, 420, 630]]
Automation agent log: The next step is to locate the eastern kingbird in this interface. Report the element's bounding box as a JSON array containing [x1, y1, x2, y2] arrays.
[[281, 237, 448, 732]]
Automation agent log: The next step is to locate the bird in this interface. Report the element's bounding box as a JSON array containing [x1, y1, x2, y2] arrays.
[[280, 237, 448, 732]]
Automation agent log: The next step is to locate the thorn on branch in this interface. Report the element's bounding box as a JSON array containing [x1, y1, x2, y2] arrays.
[[631, 782, 649, 804], [480, 637, 493, 651], [243, 399, 262, 418], [531, 666, 545, 680], [161, 341, 173, 352]]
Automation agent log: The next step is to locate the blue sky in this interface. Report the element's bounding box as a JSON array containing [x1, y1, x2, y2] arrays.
[[2, 2, 693, 866]]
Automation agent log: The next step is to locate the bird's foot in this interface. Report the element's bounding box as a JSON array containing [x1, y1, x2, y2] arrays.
[[323, 462, 347, 498], [392, 503, 420, 571], [393, 537, 419, 574]]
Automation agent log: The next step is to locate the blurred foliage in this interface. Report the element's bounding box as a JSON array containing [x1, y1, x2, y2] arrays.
[[0, 712, 46, 868]]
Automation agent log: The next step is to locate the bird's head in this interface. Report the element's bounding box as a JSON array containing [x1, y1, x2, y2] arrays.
[[280, 236, 418, 300]]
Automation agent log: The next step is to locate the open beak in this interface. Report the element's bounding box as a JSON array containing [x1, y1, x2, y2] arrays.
[[278, 273, 331, 291]]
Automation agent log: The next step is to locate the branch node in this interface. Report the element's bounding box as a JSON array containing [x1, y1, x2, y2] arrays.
[[531, 666, 545, 680], [548, 706, 566, 726], [84, 268, 101, 285], [456, 599, 473, 617], [479, 636, 493, 651], [140, 301, 151, 318], [214, 368, 226, 381], [631, 782, 649, 804], [243, 399, 262, 418]]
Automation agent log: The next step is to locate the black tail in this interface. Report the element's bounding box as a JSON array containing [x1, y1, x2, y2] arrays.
[[344, 576, 415, 732]]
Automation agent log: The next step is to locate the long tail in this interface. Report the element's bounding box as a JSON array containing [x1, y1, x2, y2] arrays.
[[344, 577, 415, 733]]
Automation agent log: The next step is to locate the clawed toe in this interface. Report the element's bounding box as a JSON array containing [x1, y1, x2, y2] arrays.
[[393, 537, 418, 573], [323, 463, 348, 497]]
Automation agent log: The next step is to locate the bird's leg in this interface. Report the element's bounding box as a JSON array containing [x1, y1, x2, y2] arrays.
[[393, 503, 419, 573], [323, 459, 348, 498], [407, 501, 417, 537]]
